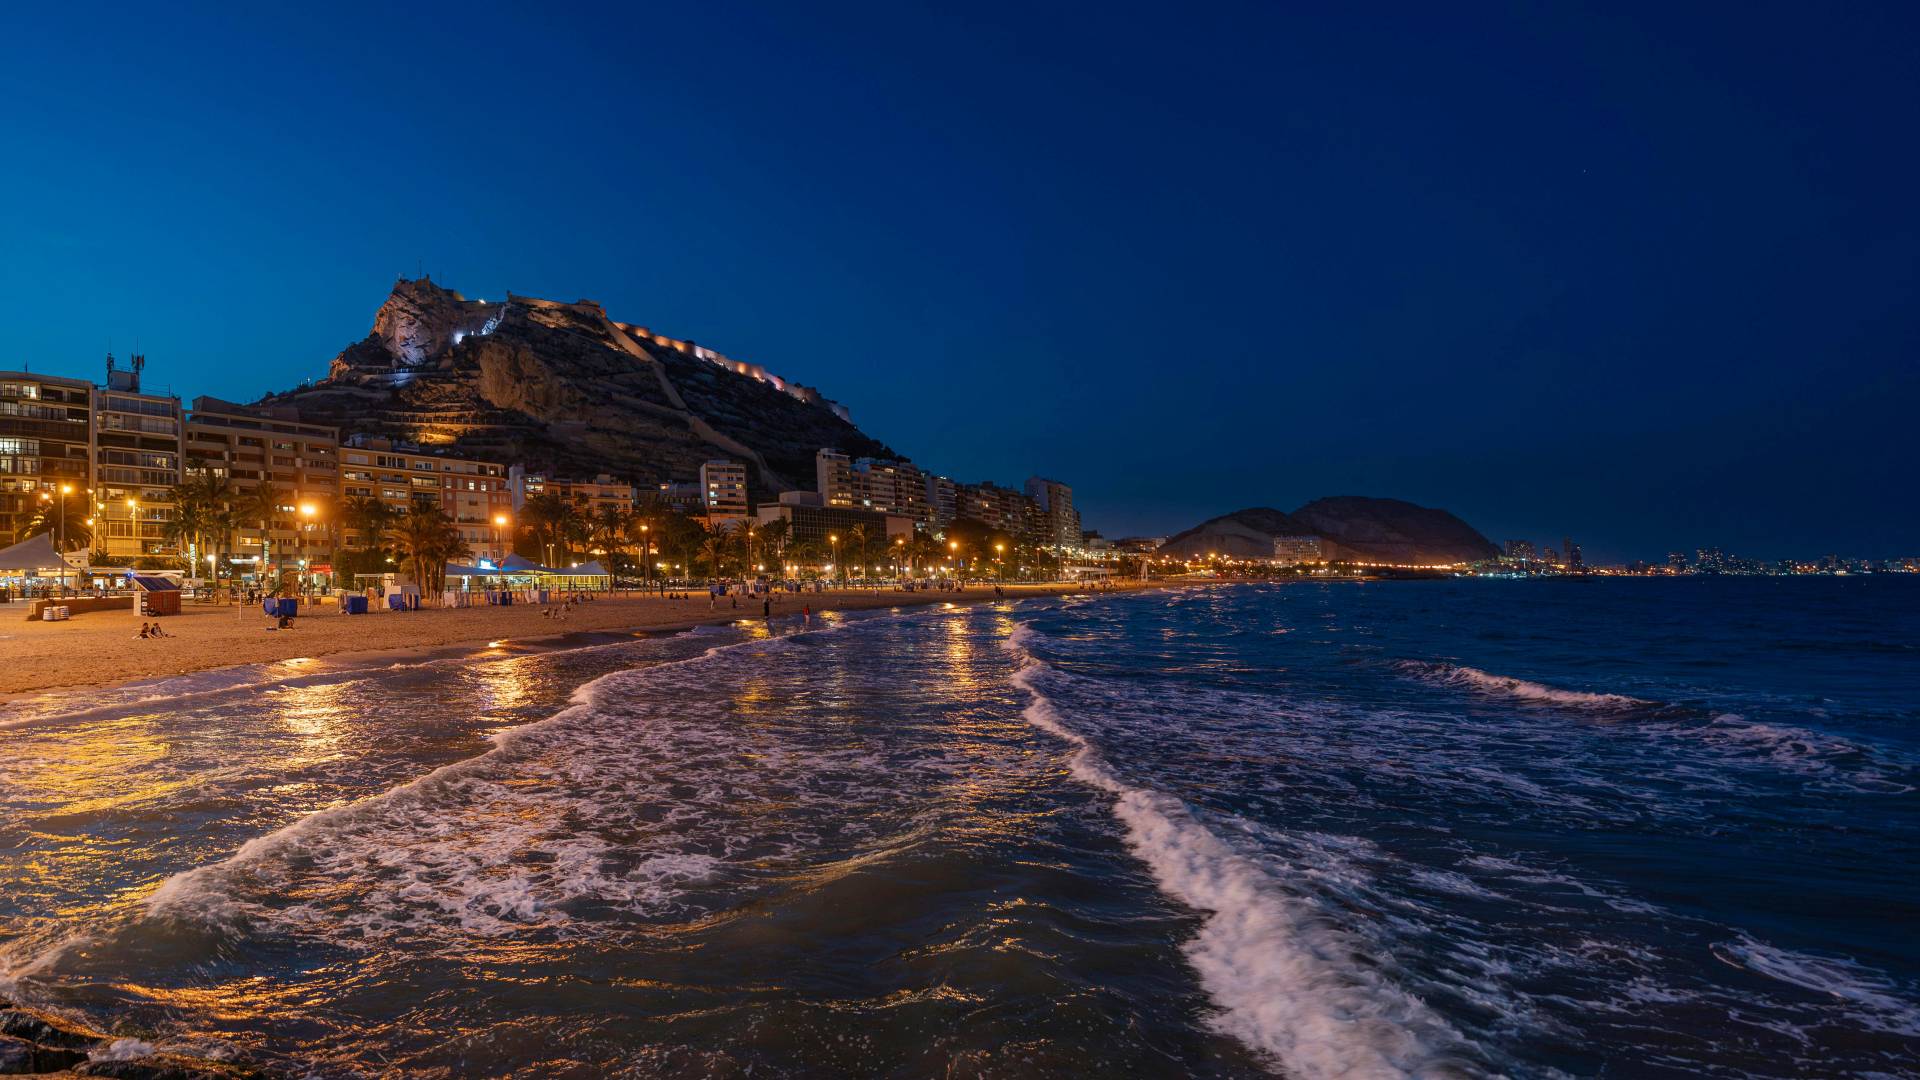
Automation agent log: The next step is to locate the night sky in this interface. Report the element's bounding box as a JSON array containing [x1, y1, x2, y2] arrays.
[[4, 4, 1915, 561]]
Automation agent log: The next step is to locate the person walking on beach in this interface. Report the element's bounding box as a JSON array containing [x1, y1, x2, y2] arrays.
[[762, 596, 771, 621], [803, 603, 811, 627]]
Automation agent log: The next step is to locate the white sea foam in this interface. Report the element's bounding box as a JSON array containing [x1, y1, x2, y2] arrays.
[[1005, 623, 1478, 1078], [1712, 935, 1920, 1037], [143, 631, 807, 934], [137, 619, 950, 953], [1401, 662, 1645, 710], [90, 1038, 158, 1062]]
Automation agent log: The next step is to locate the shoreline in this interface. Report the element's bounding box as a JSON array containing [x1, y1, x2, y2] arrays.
[[1, 581, 1171, 710]]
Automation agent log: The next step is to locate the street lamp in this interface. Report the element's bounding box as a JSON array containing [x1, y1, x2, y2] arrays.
[[297, 504, 318, 589], [996, 542, 1005, 583], [493, 513, 510, 563], [638, 521, 651, 585], [829, 534, 840, 586]]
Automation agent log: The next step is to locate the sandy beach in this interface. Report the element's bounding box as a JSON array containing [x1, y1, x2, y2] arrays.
[[0, 582, 1155, 701]]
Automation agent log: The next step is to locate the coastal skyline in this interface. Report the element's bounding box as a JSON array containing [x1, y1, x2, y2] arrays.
[[5, 9, 1918, 1078], [4, 4, 1917, 561]]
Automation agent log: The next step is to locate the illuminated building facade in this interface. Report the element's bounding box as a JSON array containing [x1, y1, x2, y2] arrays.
[[1025, 476, 1080, 549], [184, 397, 339, 573], [0, 371, 92, 550], [700, 460, 750, 521], [341, 435, 512, 561], [92, 358, 184, 564]]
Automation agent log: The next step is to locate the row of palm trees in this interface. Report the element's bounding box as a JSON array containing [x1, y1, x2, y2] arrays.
[[162, 472, 471, 594], [509, 493, 1048, 583]]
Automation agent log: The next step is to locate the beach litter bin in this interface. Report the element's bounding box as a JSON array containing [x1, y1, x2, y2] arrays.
[[387, 594, 409, 612], [343, 595, 368, 615], [499, 593, 513, 606]]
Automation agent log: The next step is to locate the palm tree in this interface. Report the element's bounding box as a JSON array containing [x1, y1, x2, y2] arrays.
[[520, 490, 586, 566], [846, 523, 872, 587], [787, 540, 824, 580], [908, 534, 942, 579], [389, 498, 470, 598], [590, 504, 629, 561], [758, 517, 790, 573], [242, 481, 284, 586], [340, 495, 391, 551], [699, 532, 730, 579], [21, 495, 92, 550], [161, 496, 205, 573]]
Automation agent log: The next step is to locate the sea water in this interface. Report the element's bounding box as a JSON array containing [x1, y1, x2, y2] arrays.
[[1, 580, 1915, 1077]]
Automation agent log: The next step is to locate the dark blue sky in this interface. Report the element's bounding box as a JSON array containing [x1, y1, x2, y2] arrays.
[[4, 3, 1915, 561]]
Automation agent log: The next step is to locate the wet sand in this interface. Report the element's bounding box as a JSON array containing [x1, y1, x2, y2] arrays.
[[0, 582, 1154, 700]]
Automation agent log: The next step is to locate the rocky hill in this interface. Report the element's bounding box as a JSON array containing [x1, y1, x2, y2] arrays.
[[1159, 507, 1312, 560], [260, 277, 895, 493], [1161, 498, 1499, 565]]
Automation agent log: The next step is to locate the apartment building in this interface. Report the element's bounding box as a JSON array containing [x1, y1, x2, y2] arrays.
[[958, 481, 1035, 539], [510, 467, 636, 517], [91, 360, 184, 564], [184, 397, 340, 573], [0, 371, 93, 550], [1024, 476, 1080, 549], [924, 474, 958, 531], [815, 449, 855, 509], [340, 436, 513, 562], [700, 460, 749, 521]]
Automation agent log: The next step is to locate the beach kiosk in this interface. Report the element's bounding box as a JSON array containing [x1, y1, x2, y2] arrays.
[[131, 573, 183, 616]]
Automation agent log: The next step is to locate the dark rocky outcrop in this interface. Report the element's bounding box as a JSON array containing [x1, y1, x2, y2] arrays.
[[262, 277, 895, 493], [1159, 498, 1498, 565]]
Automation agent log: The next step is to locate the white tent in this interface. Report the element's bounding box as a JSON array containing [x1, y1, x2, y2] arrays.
[[0, 532, 83, 581]]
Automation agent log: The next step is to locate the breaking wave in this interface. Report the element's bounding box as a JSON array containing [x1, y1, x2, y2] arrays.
[[1399, 661, 1645, 710], [1712, 934, 1920, 1037], [1006, 622, 1480, 1079]]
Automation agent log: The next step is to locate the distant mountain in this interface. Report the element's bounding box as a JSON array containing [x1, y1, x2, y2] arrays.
[[1159, 507, 1312, 560], [259, 277, 895, 492], [1160, 497, 1499, 565]]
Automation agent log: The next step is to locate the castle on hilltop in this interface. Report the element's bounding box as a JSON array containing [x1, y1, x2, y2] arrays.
[[351, 276, 849, 422]]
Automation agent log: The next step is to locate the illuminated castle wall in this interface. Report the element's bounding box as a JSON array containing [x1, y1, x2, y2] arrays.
[[612, 321, 851, 422]]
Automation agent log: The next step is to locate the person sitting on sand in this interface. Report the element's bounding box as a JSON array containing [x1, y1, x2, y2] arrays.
[[150, 622, 172, 638], [135, 622, 152, 640]]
